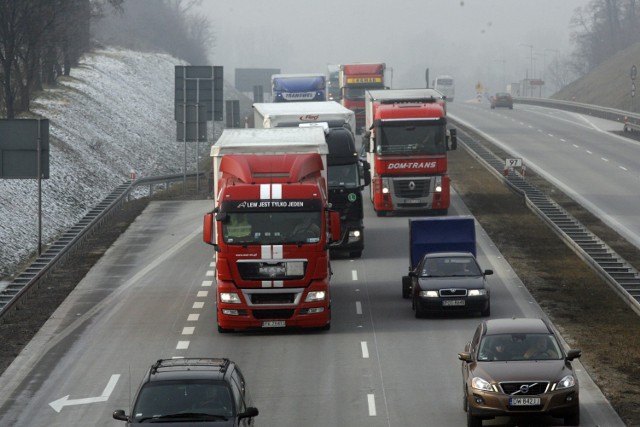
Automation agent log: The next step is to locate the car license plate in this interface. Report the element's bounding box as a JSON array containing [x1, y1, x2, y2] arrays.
[[405, 199, 422, 204], [509, 397, 541, 406], [442, 299, 465, 306], [262, 320, 286, 328]]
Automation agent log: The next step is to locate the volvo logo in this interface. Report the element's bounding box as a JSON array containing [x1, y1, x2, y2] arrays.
[[519, 383, 537, 394], [408, 181, 416, 190]]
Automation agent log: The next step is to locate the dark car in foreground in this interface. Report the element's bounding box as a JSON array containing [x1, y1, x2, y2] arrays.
[[458, 318, 581, 427], [490, 92, 513, 109], [113, 358, 259, 426], [403, 252, 492, 317]]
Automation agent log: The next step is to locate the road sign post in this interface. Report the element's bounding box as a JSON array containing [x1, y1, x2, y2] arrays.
[[175, 66, 223, 193]]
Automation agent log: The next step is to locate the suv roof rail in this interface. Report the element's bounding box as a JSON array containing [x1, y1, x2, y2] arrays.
[[150, 358, 231, 375]]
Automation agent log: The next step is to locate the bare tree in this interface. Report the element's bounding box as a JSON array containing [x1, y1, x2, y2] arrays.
[[570, 0, 640, 75], [0, 0, 123, 118], [91, 0, 213, 64]]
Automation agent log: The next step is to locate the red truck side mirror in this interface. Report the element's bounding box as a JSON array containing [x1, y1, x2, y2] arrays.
[[203, 212, 215, 245], [329, 210, 341, 243], [448, 128, 457, 151]]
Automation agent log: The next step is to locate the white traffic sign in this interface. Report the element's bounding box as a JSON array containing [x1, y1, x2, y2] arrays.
[[49, 374, 120, 413], [505, 158, 522, 167]]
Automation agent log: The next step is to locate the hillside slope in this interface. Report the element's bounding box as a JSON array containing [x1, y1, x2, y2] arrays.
[[0, 48, 250, 280], [554, 42, 640, 113], [0, 48, 184, 278]]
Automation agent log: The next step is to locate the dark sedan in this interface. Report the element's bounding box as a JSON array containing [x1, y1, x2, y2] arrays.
[[402, 252, 492, 317], [490, 92, 513, 109]]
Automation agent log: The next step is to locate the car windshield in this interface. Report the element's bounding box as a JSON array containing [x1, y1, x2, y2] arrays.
[[222, 211, 322, 245], [478, 333, 563, 362], [132, 380, 234, 421], [420, 256, 480, 277]]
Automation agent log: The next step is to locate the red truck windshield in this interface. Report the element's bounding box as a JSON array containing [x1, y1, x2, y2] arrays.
[[223, 211, 322, 245], [377, 121, 446, 155]]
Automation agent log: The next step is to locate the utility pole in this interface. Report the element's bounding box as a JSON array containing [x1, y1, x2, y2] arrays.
[[520, 44, 533, 96]]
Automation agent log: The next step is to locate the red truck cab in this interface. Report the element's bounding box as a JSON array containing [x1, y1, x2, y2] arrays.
[[203, 128, 340, 332], [364, 89, 456, 216]]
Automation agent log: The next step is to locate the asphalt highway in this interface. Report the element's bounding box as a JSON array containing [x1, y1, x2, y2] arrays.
[[0, 190, 624, 426]]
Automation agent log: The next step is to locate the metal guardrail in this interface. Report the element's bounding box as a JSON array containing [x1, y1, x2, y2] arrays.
[[0, 172, 202, 322], [514, 96, 640, 132], [450, 117, 640, 316]]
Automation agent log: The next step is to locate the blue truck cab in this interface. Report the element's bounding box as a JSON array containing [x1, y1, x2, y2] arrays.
[[271, 74, 327, 102], [402, 216, 492, 317]]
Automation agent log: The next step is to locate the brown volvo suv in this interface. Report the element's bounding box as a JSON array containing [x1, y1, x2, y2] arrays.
[[458, 318, 581, 426]]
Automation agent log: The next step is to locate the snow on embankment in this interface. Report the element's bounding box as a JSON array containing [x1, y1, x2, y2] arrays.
[[0, 47, 186, 278]]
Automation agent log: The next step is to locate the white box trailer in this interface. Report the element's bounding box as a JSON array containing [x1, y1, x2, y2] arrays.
[[210, 127, 329, 205], [253, 101, 356, 133]]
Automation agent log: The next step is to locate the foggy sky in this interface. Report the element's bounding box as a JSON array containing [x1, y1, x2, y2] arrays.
[[197, 0, 586, 100]]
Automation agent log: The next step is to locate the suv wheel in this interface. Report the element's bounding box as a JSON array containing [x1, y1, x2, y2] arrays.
[[564, 409, 580, 426], [462, 388, 468, 412], [467, 408, 482, 427]]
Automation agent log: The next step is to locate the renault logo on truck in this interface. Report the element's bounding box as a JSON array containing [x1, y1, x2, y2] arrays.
[[388, 162, 437, 169]]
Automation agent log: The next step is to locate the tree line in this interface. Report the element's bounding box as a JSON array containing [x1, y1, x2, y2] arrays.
[[570, 0, 640, 74], [0, 0, 212, 119]]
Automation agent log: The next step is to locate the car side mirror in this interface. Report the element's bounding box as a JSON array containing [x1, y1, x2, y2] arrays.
[[458, 352, 473, 363], [239, 407, 259, 420], [113, 409, 128, 421], [566, 349, 581, 361], [484, 269, 493, 276]]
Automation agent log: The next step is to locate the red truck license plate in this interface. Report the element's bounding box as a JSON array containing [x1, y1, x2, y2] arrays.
[[262, 320, 286, 328]]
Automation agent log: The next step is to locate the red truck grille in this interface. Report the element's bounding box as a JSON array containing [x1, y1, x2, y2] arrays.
[[393, 178, 430, 198], [237, 261, 307, 280], [252, 309, 295, 319], [249, 293, 297, 304]]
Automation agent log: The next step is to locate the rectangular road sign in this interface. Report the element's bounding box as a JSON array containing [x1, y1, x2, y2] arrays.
[[0, 119, 50, 179]]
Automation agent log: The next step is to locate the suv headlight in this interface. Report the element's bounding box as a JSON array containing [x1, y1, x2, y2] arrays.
[[220, 292, 241, 304], [556, 375, 576, 390], [305, 291, 326, 302], [468, 289, 487, 296], [471, 376, 494, 392]]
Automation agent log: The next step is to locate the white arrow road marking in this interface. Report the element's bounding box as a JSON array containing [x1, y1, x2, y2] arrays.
[[49, 374, 120, 413]]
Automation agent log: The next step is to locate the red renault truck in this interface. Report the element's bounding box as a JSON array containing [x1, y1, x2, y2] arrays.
[[339, 63, 386, 133], [203, 127, 340, 332], [363, 88, 457, 216]]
